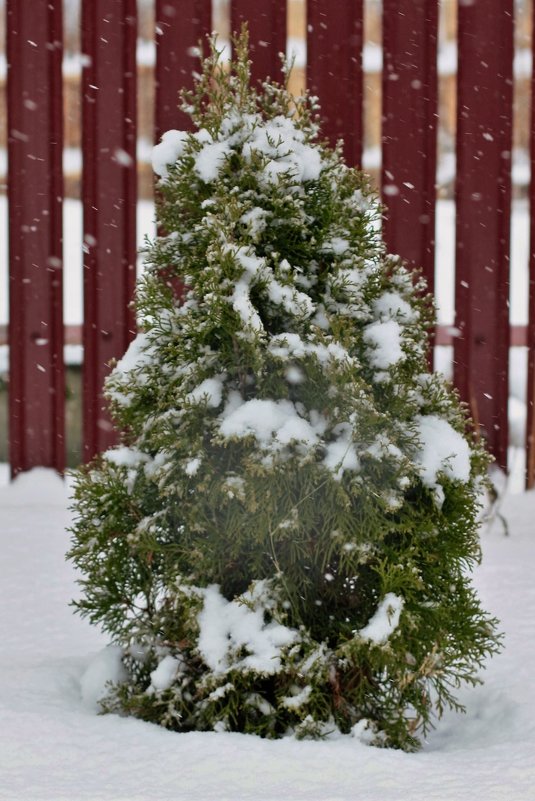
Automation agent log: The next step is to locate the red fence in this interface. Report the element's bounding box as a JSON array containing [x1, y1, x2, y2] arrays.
[[3, 0, 534, 484]]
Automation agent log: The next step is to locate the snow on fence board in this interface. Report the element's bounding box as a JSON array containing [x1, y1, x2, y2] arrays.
[[3, 0, 534, 482]]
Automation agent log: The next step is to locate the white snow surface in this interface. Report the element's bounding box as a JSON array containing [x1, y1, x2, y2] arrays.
[[102, 445, 146, 468], [151, 113, 323, 190], [79, 645, 127, 711], [184, 457, 202, 477], [186, 375, 226, 408], [150, 654, 184, 692], [194, 140, 231, 183], [197, 583, 297, 676], [363, 318, 405, 370], [322, 422, 360, 479], [151, 129, 189, 179], [219, 397, 323, 451], [373, 291, 415, 323], [358, 593, 404, 645], [241, 114, 323, 185], [415, 415, 472, 490], [1, 468, 535, 799], [268, 332, 353, 365]]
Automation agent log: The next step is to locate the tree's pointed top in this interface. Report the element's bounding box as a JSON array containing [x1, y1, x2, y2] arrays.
[[179, 25, 314, 136]]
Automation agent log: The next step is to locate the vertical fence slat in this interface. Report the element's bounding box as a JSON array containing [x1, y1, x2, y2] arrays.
[[527, 9, 535, 488], [382, 0, 438, 301], [82, 0, 137, 461], [7, 0, 65, 476], [155, 0, 212, 139], [230, 0, 287, 85], [307, 0, 363, 167], [454, 0, 513, 470], [154, 1, 211, 301]]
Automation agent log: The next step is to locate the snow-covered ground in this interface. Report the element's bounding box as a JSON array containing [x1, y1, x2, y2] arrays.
[[0, 468, 534, 801]]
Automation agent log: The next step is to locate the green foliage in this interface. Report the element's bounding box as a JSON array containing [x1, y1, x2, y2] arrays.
[[68, 32, 500, 751]]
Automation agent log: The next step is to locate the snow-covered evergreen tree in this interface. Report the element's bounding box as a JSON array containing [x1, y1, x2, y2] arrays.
[[68, 34, 500, 750]]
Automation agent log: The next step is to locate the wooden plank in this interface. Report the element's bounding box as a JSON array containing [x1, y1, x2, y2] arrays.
[[1, 326, 80, 347], [6, 0, 65, 476], [454, 0, 514, 470], [307, 0, 363, 167], [81, 0, 137, 461], [155, 0, 212, 139], [527, 6, 535, 488], [231, 0, 287, 85], [382, 0, 438, 299], [154, 1, 211, 301]]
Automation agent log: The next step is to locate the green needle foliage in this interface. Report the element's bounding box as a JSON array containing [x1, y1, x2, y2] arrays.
[[68, 32, 501, 750]]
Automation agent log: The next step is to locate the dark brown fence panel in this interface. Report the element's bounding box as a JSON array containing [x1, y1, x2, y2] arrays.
[[382, 0, 438, 301], [527, 10, 535, 489], [155, 0, 212, 139], [7, 0, 65, 476], [81, 0, 137, 461], [3, 0, 525, 477], [231, 0, 287, 85], [454, 0, 514, 470], [307, 0, 363, 167], [154, 1, 211, 301]]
